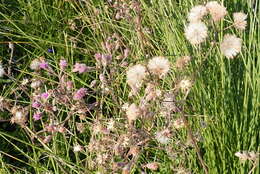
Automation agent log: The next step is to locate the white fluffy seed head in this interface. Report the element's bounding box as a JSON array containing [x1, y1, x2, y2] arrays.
[[178, 79, 192, 93], [0, 63, 5, 77], [30, 59, 41, 70], [126, 64, 146, 94], [147, 56, 170, 78], [206, 1, 227, 22], [188, 5, 207, 22], [233, 12, 247, 30], [185, 22, 208, 45], [220, 34, 242, 59], [73, 145, 84, 152], [155, 129, 171, 144], [10, 107, 28, 126], [126, 103, 141, 123]]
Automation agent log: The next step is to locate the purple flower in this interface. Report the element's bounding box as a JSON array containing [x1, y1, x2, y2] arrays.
[[59, 59, 68, 70], [32, 101, 41, 108], [72, 63, 89, 74], [33, 113, 42, 121], [41, 92, 49, 100], [48, 48, 54, 53], [73, 88, 87, 100], [101, 54, 112, 67]]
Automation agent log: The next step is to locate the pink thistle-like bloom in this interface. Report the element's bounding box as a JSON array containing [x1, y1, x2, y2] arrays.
[[73, 88, 87, 100], [94, 53, 102, 62], [72, 63, 89, 74], [32, 101, 41, 108], [41, 92, 49, 100], [33, 113, 42, 121], [101, 54, 112, 67], [66, 81, 73, 90], [59, 59, 68, 70], [39, 60, 49, 69]]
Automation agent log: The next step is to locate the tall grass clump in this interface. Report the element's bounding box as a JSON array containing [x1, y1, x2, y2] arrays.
[[0, 0, 259, 173]]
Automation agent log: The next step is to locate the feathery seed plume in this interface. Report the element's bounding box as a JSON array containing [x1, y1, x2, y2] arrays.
[[206, 1, 227, 22], [220, 34, 242, 59], [126, 64, 147, 95], [188, 5, 207, 22], [147, 56, 170, 78], [233, 12, 247, 30], [185, 22, 208, 45]]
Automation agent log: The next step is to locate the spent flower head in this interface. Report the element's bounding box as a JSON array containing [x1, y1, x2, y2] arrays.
[[155, 129, 171, 144], [185, 22, 208, 45], [233, 12, 247, 30], [188, 5, 207, 22], [220, 34, 242, 59], [0, 63, 4, 77], [206, 1, 227, 22], [30, 59, 41, 70], [126, 103, 141, 123], [148, 56, 170, 78], [175, 56, 191, 70], [126, 64, 147, 95]]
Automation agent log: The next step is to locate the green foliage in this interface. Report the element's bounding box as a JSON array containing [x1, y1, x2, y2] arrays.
[[0, 0, 259, 173]]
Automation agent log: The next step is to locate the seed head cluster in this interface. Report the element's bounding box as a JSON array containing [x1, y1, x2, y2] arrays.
[[185, 1, 245, 59]]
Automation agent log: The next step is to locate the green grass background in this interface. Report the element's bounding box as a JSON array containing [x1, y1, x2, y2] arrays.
[[0, 0, 259, 173]]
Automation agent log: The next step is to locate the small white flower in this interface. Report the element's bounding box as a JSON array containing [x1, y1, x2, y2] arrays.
[[21, 78, 29, 85], [178, 79, 192, 92], [173, 118, 185, 129], [73, 145, 83, 152], [185, 22, 208, 45], [188, 5, 207, 22], [220, 34, 242, 59], [30, 79, 42, 88], [155, 129, 171, 144], [0, 64, 5, 77], [147, 56, 170, 78], [107, 119, 115, 130], [233, 12, 247, 30]]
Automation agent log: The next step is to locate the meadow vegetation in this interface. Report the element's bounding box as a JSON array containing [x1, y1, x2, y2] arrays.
[[0, 0, 259, 173]]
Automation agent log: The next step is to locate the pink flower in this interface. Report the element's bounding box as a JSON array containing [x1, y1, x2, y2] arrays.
[[101, 54, 112, 66], [41, 92, 49, 100], [66, 81, 73, 90], [32, 101, 41, 108], [59, 59, 68, 70], [39, 60, 49, 69], [94, 53, 102, 62], [72, 63, 89, 74], [73, 88, 87, 100], [33, 113, 42, 121]]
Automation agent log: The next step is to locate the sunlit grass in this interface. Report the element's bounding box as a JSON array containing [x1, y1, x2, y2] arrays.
[[0, 0, 259, 173]]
